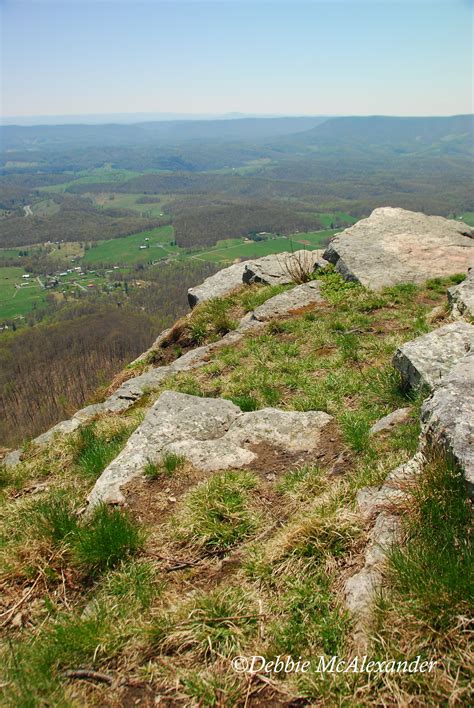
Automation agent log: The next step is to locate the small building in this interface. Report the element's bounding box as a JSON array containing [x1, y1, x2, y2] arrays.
[[22, 274, 30, 279]]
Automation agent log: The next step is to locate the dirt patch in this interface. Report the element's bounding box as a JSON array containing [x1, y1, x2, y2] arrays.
[[122, 462, 205, 527], [244, 421, 345, 479]]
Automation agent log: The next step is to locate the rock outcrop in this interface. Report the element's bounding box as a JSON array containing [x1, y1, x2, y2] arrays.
[[448, 268, 474, 319], [188, 262, 248, 308], [421, 352, 474, 498], [242, 250, 325, 286], [393, 321, 474, 390], [187, 250, 325, 307], [87, 391, 332, 507], [324, 207, 474, 290]]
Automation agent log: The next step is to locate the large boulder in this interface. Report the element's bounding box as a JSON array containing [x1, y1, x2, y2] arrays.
[[324, 207, 474, 290], [448, 268, 474, 319], [421, 352, 474, 498], [188, 262, 247, 308], [393, 322, 474, 390], [87, 391, 332, 507]]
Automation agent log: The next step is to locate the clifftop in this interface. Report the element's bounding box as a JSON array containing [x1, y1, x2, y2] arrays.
[[1, 208, 473, 705]]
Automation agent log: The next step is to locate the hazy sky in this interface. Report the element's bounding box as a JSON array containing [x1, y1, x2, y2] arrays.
[[1, 0, 473, 119]]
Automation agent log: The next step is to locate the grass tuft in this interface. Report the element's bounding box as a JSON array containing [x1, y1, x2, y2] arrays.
[[175, 470, 260, 553], [71, 504, 144, 575]]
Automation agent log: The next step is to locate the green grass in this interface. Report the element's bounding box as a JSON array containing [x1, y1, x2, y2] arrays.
[[73, 421, 135, 479], [93, 192, 170, 219], [81, 225, 175, 266], [38, 167, 144, 193], [175, 470, 260, 553], [150, 586, 258, 659], [193, 235, 325, 264], [71, 504, 144, 575], [144, 451, 185, 479], [0, 266, 49, 319], [387, 450, 473, 629]]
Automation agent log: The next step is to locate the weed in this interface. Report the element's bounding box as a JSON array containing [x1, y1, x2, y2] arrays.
[[340, 410, 373, 453], [229, 394, 259, 412], [162, 451, 185, 474], [143, 460, 160, 479]]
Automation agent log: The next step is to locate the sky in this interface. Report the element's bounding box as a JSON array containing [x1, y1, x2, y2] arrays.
[[1, 0, 473, 120]]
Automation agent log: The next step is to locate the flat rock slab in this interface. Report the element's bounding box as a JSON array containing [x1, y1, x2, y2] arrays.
[[421, 352, 474, 498], [252, 280, 324, 321], [448, 269, 474, 319], [324, 207, 474, 290], [393, 322, 474, 390], [243, 250, 325, 286], [87, 391, 332, 506]]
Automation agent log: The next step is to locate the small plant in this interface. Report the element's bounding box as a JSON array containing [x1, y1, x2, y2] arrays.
[[71, 504, 144, 575], [26, 491, 79, 545], [73, 422, 132, 478], [280, 249, 315, 284], [162, 451, 185, 474], [143, 459, 160, 479], [339, 410, 372, 453], [388, 451, 473, 630], [229, 394, 259, 412]]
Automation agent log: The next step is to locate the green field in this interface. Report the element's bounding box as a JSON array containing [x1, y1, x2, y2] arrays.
[[39, 167, 144, 193], [92, 192, 170, 219], [31, 199, 61, 217], [82, 225, 175, 265], [0, 267, 48, 319], [459, 212, 474, 226], [191, 230, 337, 264]]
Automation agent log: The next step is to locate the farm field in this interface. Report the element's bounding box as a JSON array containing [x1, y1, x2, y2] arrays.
[[0, 265, 110, 320], [38, 167, 146, 193], [82, 225, 175, 265], [189, 229, 339, 263], [0, 266, 48, 319], [91, 192, 169, 219]]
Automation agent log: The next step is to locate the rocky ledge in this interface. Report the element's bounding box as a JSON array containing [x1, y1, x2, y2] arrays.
[[324, 207, 473, 290]]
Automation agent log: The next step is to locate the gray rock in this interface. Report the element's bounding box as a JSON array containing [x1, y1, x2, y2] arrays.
[[2, 449, 22, 468], [73, 403, 107, 421], [345, 567, 382, 616], [421, 352, 474, 498], [324, 207, 474, 290], [369, 407, 412, 435], [87, 392, 332, 507], [252, 280, 324, 321], [87, 392, 241, 506], [393, 322, 474, 390], [33, 418, 81, 446], [188, 263, 247, 308], [166, 438, 256, 472], [243, 250, 325, 286], [448, 269, 474, 319], [225, 407, 332, 452]]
